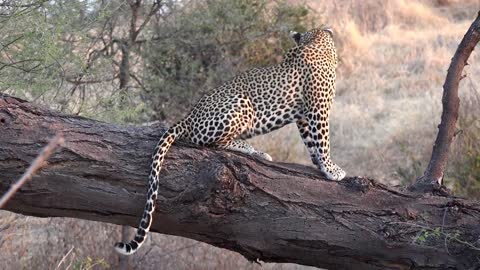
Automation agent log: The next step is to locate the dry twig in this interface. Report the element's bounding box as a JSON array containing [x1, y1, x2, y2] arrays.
[[55, 246, 75, 270], [0, 134, 64, 208]]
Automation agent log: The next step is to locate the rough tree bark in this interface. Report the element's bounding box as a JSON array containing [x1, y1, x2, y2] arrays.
[[0, 96, 479, 270], [412, 11, 480, 192]]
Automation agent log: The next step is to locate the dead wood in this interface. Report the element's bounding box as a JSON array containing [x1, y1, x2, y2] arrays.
[[1, 95, 479, 270], [412, 11, 480, 193]]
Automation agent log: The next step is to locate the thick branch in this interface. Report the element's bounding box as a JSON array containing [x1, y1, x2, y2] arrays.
[[0, 96, 479, 270], [413, 12, 480, 192]]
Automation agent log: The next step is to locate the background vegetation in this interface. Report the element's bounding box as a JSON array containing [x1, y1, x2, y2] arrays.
[[0, 0, 479, 269]]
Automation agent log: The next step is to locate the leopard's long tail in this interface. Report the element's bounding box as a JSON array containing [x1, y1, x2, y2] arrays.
[[114, 122, 186, 255]]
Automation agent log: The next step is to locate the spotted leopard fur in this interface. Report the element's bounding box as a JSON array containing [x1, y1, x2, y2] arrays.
[[115, 27, 346, 255]]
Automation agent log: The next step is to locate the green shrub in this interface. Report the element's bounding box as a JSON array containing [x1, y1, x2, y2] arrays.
[[143, 0, 316, 122]]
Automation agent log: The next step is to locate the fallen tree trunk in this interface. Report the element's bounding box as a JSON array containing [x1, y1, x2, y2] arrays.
[[0, 96, 479, 270]]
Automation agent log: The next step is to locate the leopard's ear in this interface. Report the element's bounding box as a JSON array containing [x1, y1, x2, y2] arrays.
[[289, 31, 301, 45], [323, 27, 333, 37]]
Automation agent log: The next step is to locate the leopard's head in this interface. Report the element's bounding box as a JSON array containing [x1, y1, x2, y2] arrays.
[[290, 27, 334, 47], [289, 27, 336, 66]]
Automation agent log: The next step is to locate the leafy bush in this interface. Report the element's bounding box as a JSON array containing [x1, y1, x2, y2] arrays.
[[143, 0, 315, 122]]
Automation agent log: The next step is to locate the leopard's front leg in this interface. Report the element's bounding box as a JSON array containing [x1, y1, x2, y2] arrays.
[[300, 112, 345, 180], [296, 119, 318, 166], [301, 86, 345, 181]]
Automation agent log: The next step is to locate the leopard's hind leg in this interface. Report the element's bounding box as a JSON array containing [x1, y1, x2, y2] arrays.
[[215, 140, 273, 161]]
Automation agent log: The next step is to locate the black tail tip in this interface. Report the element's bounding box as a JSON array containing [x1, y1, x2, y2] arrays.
[[114, 242, 132, 255]]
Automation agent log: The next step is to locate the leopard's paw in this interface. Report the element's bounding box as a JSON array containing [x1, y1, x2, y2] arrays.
[[319, 162, 346, 181], [254, 151, 273, 161]]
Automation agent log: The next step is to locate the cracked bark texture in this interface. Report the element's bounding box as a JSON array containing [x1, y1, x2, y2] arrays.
[[0, 95, 480, 270]]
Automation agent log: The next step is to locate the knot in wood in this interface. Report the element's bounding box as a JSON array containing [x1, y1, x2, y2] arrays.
[[342, 176, 372, 193]]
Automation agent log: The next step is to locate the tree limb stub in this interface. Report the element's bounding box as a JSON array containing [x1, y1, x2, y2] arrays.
[[1, 96, 480, 269], [412, 11, 480, 192]]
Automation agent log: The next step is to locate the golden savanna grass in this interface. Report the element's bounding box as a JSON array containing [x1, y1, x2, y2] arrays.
[[252, 0, 480, 185]]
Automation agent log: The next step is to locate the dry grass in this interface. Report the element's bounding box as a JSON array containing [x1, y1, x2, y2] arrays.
[[1, 0, 480, 269], [448, 78, 480, 197], [252, 0, 480, 185]]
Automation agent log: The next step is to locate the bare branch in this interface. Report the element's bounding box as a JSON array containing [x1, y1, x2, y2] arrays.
[[411, 12, 480, 192], [0, 134, 64, 208], [0, 59, 44, 72], [0, 34, 24, 52], [55, 246, 75, 270], [132, 1, 162, 42]]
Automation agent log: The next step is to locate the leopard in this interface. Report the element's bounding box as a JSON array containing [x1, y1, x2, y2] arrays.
[[115, 27, 346, 255]]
